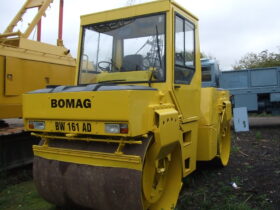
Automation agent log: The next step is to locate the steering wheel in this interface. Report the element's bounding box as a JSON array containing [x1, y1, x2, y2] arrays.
[[97, 61, 112, 72]]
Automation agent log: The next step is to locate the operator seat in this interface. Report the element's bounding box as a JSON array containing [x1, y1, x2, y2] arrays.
[[121, 54, 144, 71]]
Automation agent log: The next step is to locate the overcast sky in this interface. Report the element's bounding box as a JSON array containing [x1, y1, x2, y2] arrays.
[[1, 0, 280, 70]]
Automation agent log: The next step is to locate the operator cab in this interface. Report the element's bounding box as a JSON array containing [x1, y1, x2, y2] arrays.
[[77, 2, 199, 120], [79, 14, 166, 84]]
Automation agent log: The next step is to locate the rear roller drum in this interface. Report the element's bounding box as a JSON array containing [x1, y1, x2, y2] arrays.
[[216, 110, 231, 166]]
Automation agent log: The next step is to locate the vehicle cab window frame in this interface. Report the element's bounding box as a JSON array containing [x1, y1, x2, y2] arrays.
[[77, 13, 166, 85], [174, 13, 196, 85]]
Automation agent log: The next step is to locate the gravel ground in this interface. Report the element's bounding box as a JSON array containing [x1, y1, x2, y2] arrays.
[[177, 126, 280, 210]]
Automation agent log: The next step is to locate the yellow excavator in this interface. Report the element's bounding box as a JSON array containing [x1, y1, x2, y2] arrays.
[[0, 0, 75, 170], [23, 0, 232, 209]]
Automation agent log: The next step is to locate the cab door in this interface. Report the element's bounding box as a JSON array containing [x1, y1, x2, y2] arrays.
[[172, 13, 201, 121]]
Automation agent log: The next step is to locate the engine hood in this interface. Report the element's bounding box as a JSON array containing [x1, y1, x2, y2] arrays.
[[23, 84, 159, 136]]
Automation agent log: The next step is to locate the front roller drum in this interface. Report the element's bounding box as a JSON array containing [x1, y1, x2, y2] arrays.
[[34, 157, 143, 209], [33, 138, 182, 210]]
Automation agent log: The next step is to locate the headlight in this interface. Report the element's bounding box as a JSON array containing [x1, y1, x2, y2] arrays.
[[28, 121, 45, 130], [105, 123, 128, 134]]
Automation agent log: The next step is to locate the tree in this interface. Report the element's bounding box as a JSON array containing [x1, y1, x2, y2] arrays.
[[233, 48, 280, 70]]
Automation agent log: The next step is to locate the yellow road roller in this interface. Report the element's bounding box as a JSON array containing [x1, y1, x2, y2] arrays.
[[23, 0, 232, 209]]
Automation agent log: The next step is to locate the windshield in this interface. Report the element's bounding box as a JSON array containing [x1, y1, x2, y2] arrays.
[[78, 14, 165, 84]]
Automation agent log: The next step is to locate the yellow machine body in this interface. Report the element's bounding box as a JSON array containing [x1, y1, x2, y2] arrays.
[[0, 0, 75, 119], [23, 0, 232, 209]]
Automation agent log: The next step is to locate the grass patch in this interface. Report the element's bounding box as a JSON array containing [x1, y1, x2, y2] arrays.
[[255, 131, 262, 140], [232, 145, 240, 153], [0, 180, 54, 210]]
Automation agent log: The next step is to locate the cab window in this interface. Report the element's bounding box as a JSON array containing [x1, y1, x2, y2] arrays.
[[78, 14, 166, 85], [174, 15, 195, 84]]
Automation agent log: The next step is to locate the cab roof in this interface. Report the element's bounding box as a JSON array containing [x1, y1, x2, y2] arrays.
[[80, 0, 198, 26]]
